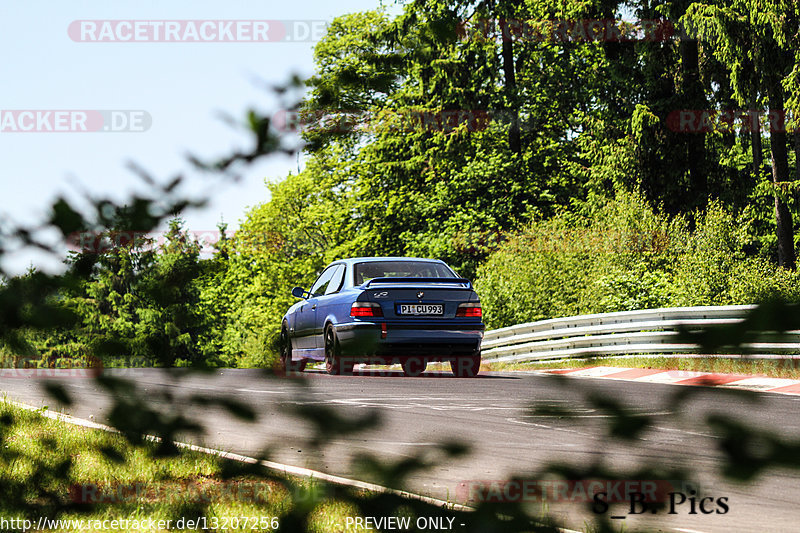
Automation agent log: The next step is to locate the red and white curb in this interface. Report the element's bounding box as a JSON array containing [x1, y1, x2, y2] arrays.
[[541, 366, 800, 395]]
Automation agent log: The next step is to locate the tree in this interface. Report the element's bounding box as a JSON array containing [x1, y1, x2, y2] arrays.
[[134, 218, 207, 366], [685, 0, 800, 268], [59, 218, 211, 367]]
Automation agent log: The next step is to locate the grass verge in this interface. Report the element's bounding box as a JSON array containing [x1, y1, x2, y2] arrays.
[[0, 400, 380, 532]]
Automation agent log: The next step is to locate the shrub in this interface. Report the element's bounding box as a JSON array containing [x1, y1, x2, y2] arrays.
[[476, 193, 800, 330]]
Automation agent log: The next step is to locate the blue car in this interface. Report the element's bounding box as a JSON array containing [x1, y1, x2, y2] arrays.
[[279, 257, 484, 376]]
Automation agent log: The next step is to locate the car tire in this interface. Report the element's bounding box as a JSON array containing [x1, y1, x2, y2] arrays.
[[450, 354, 481, 377], [401, 358, 427, 377], [324, 325, 352, 375], [279, 325, 306, 374]]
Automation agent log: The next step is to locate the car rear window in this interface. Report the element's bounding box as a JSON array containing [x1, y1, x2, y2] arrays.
[[353, 261, 456, 285]]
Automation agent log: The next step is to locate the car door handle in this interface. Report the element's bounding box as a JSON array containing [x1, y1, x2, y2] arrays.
[[311, 304, 317, 310]]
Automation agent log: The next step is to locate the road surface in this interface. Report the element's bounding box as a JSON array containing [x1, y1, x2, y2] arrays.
[[2, 368, 799, 532]]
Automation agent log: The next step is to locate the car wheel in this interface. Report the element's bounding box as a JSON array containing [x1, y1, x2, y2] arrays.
[[401, 358, 427, 377], [280, 325, 305, 374], [324, 326, 352, 375], [450, 354, 481, 377]]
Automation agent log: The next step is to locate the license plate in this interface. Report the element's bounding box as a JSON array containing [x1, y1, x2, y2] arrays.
[[398, 304, 443, 316]]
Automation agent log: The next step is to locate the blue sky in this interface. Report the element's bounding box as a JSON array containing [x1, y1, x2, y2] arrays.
[[1, 0, 401, 274]]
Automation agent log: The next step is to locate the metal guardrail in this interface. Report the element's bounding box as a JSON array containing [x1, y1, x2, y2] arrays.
[[480, 305, 800, 363]]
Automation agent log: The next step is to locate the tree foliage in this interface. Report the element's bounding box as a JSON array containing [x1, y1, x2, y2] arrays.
[[14, 0, 800, 366], [4, 2, 800, 531]]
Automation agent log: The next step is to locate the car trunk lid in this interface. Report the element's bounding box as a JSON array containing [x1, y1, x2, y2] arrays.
[[361, 279, 477, 319]]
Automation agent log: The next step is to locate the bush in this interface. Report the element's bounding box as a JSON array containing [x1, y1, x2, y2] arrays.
[[476, 193, 800, 330], [670, 203, 800, 306], [476, 216, 611, 328]]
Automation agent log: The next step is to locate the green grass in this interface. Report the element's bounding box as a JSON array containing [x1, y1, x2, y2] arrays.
[[0, 400, 379, 532], [484, 355, 800, 379], [0, 400, 622, 533]]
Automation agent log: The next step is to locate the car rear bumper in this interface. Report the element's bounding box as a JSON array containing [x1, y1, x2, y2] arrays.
[[332, 320, 483, 362]]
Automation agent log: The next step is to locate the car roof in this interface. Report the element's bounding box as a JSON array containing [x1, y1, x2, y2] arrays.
[[337, 257, 447, 266]]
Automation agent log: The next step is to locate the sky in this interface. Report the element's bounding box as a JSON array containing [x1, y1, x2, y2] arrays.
[[0, 0, 402, 274]]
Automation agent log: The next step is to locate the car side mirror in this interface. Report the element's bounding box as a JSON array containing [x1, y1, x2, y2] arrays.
[[291, 286, 307, 299]]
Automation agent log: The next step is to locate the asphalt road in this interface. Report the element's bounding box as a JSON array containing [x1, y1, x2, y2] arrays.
[[2, 367, 800, 532]]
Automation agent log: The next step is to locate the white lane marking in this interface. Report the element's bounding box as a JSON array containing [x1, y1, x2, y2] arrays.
[[673, 528, 709, 533], [361, 441, 441, 446], [235, 388, 284, 394], [509, 414, 709, 445], [652, 426, 721, 440], [326, 397, 524, 412], [524, 410, 674, 419], [505, 417, 599, 439]]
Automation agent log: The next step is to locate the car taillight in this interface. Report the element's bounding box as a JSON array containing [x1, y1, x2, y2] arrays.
[[456, 302, 482, 317], [350, 302, 384, 317]]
